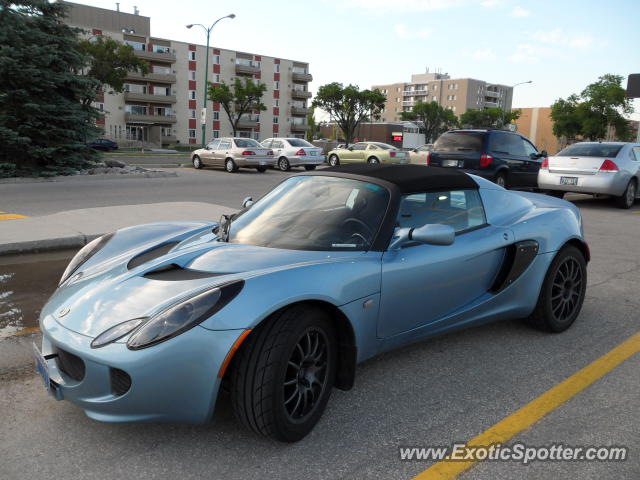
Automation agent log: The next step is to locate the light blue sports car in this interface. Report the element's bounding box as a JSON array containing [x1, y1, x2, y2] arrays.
[[36, 164, 589, 442]]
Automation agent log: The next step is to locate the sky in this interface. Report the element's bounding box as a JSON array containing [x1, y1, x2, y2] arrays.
[[70, 0, 640, 119]]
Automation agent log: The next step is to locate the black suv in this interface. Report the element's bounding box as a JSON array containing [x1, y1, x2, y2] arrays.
[[428, 129, 546, 189]]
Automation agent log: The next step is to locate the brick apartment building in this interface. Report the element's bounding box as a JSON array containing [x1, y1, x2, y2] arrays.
[[62, 2, 312, 147], [373, 72, 513, 122]]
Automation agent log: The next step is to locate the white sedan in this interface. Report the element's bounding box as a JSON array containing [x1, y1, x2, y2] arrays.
[[261, 138, 325, 171]]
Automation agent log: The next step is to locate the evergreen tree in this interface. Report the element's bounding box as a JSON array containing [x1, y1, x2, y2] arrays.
[[0, 0, 101, 176]]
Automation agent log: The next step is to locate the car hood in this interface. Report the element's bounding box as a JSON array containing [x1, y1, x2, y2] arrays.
[[42, 232, 368, 338]]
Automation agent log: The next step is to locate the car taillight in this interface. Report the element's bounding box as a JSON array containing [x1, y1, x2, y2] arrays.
[[390, 151, 397, 157], [267, 150, 274, 156], [541, 157, 549, 169], [241, 150, 255, 156], [480, 154, 493, 167], [599, 159, 618, 172], [425, 151, 430, 165], [295, 148, 306, 156]]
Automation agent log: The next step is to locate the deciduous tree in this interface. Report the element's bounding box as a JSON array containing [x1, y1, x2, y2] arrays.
[[459, 107, 521, 129], [208, 78, 267, 137], [400, 101, 459, 143]]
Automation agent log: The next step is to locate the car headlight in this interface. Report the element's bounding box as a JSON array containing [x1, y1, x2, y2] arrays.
[[91, 319, 144, 349], [60, 233, 114, 285], [126, 280, 244, 350]]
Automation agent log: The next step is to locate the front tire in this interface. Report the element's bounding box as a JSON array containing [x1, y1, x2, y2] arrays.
[[328, 154, 340, 167], [225, 158, 238, 173], [527, 245, 587, 332], [230, 305, 337, 442], [614, 179, 636, 209], [192, 155, 203, 169], [278, 157, 291, 172]]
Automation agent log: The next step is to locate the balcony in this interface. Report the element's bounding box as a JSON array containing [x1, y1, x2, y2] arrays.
[[402, 100, 416, 107], [291, 106, 309, 116], [125, 113, 177, 124], [484, 100, 499, 107], [133, 49, 176, 63], [235, 62, 260, 75], [291, 89, 312, 99], [292, 72, 313, 82], [126, 70, 176, 84], [403, 89, 428, 96], [124, 92, 176, 104], [291, 122, 311, 132], [485, 90, 500, 98], [236, 116, 259, 129]]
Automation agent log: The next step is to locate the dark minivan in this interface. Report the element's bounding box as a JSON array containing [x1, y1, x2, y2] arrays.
[[428, 129, 546, 189]]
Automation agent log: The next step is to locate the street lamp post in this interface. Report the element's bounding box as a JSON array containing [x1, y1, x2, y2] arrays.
[[186, 14, 236, 146], [502, 80, 532, 128]]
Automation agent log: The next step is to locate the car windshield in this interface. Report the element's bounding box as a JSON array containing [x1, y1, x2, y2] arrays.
[[227, 176, 390, 251], [556, 143, 623, 157], [434, 132, 483, 152], [234, 138, 262, 148], [287, 139, 313, 147], [374, 143, 395, 150]]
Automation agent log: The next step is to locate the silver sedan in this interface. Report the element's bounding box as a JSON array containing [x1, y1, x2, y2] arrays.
[[538, 142, 640, 208], [261, 138, 325, 171], [191, 138, 275, 173]]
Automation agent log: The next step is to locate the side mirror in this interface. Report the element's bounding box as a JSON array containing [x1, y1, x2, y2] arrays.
[[388, 224, 455, 249], [242, 196, 254, 209]]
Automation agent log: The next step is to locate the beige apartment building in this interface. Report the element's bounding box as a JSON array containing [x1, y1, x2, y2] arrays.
[[514, 107, 561, 154], [373, 72, 513, 122], [63, 2, 312, 147]]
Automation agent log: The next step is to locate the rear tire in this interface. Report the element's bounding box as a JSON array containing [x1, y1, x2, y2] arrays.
[[494, 172, 508, 189], [278, 157, 291, 172], [526, 245, 587, 333], [192, 155, 203, 169], [225, 158, 238, 173], [304, 165, 317, 171], [328, 154, 340, 167], [367, 157, 380, 164], [230, 305, 337, 442], [614, 179, 636, 209]]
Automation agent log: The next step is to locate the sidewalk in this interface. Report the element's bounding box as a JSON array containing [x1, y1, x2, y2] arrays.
[[0, 201, 235, 255]]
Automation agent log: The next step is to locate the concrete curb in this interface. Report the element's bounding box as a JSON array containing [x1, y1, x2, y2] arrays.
[[0, 201, 234, 256]]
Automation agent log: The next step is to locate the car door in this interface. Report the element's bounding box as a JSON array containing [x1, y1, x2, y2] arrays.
[[378, 189, 514, 338], [201, 140, 219, 165], [489, 133, 526, 187], [271, 139, 285, 158], [521, 138, 543, 188], [343, 143, 367, 163], [214, 139, 232, 166]]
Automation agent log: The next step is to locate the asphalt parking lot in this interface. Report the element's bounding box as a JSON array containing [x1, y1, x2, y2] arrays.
[[1, 170, 639, 480]]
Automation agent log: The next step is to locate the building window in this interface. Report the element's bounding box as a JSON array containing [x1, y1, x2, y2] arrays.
[[213, 130, 219, 138], [213, 111, 219, 120], [190, 109, 196, 118], [189, 90, 196, 100], [275, 64, 280, 73], [433, 85, 438, 91], [454, 83, 459, 90], [214, 54, 220, 64], [214, 74, 220, 83], [189, 70, 196, 80], [433, 96, 438, 102], [189, 51, 196, 61], [396, 87, 401, 92], [274, 99, 279, 107], [95, 102, 104, 112], [273, 117, 278, 124], [253, 132, 260, 140], [275, 81, 279, 90], [188, 129, 196, 138]]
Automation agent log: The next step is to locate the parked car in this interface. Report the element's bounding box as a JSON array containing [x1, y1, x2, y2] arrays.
[[36, 164, 588, 442], [326, 142, 409, 166], [87, 138, 118, 151], [409, 144, 434, 164], [538, 142, 640, 209], [261, 138, 325, 171], [428, 129, 545, 189], [191, 137, 274, 173], [336, 144, 347, 150]]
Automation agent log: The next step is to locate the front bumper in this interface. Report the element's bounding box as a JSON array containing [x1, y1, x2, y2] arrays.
[[287, 155, 325, 166], [232, 156, 276, 167], [538, 170, 628, 196], [39, 314, 245, 424]]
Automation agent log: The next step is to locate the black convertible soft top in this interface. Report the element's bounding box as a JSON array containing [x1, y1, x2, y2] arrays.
[[321, 164, 478, 193]]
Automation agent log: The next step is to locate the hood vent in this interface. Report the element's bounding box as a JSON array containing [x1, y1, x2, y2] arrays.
[[127, 242, 180, 270], [143, 263, 223, 281]]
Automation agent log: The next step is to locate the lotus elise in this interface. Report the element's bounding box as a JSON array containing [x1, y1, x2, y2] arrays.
[[36, 164, 589, 442]]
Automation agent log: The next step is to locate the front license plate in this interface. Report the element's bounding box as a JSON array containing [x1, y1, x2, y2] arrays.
[[33, 343, 51, 393], [442, 160, 460, 167], [560, 176, 578, 186]]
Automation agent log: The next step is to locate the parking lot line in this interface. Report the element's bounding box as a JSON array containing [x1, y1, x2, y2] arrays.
[[412, 332, 640, 480], [0, 326, 40, 339], [0, 213, 28, 220]]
